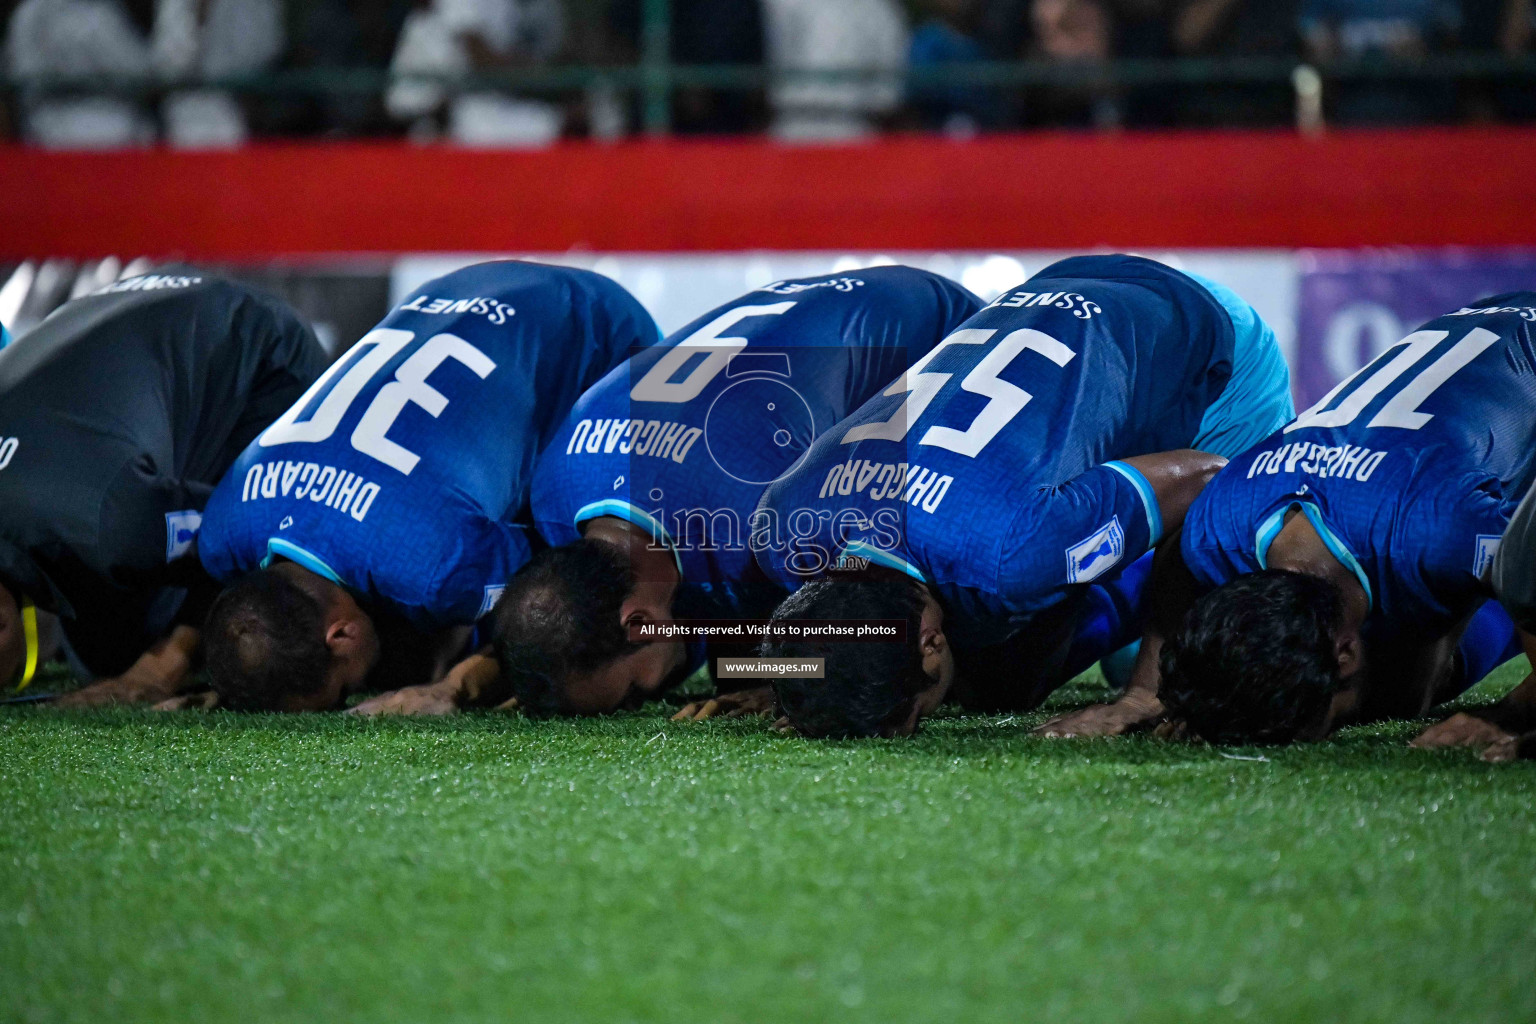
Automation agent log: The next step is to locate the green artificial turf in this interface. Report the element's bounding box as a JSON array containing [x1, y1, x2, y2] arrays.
[[3, 661, 1534, 1024]]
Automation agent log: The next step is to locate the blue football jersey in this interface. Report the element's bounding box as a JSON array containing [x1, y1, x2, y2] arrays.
[[198, 261, 661, 630], [1183, 295, 1536, 634], [531, 266, 984, 615], [755, 254, 1239, 647]]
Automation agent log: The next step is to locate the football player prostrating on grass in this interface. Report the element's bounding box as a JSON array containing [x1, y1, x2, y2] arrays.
[[196, 262, 658, 712], [1069, 297, 1536, 745], [0, 268, 325, 705], [754, 254, 1294, 737], [354, 267, 984, 717]]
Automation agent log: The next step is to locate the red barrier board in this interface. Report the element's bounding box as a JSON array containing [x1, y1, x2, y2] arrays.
[[1, 129, 1533, 258]]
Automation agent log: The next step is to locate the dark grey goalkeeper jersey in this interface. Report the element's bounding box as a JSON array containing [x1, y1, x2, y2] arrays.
[[0, 267, 326, 675]]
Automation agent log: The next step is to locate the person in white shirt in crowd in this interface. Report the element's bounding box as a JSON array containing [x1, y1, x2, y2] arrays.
[[6, 0, 155, 148], [386, 0, 566, 146], [760, 0, 909, 141], [151, 0, 284, 148]]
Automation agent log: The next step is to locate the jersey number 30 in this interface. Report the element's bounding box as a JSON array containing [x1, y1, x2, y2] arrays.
[[258, 329, 497, 475]]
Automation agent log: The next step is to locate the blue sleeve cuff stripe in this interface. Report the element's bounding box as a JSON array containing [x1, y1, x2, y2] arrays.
[[1105, 461, 1162, 545]]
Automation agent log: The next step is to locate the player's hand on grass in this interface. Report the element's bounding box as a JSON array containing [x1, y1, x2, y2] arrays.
[[1410, 711, 1517, 752], [1034, 695, 1165, 738], [671, 686, 777, 722], [1152, 717, 1191, 741], [153, 691, 219, 711], [1481, 731, 1536, 762], [349, 681, 461, 717]]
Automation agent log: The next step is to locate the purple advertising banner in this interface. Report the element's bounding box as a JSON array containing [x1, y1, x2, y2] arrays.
[[1294, 248, 1536, 407]]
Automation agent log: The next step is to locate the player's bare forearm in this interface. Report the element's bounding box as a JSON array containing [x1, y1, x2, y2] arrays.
[[53, 625, 201, 707], [1118, 450, 1228, 540], [349, 650, 502, 717], [1035, 536, 1198, 738]]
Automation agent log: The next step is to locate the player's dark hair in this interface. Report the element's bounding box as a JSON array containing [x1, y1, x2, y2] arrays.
[[760, 577, 933, 738], [203, 569, 331, 712], [1160, 569, 1344, 745], [493, 540, 637, 716]]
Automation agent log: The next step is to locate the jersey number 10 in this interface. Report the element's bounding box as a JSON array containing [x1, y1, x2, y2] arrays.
[[258, 329, 497, 475], [1287, 327, 1500, 433]]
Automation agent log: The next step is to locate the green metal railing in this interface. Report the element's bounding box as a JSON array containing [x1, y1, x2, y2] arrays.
[[6, 56, 1535, 132]]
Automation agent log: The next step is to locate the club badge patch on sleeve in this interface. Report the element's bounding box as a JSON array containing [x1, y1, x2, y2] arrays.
[[1066, 516, 1125, 584], [1473, 534, 1502, 579], [165, 510, 203, 563], [478, 584, 507, 620]]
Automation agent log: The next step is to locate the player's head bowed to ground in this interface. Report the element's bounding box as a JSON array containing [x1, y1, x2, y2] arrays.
[[197, 261, 660, 712], [759, 573, 954, 737], [756, 254, 1294, 737], [491, 536, 680, 715], [0, 268, 326, 707], [202, 558, 380, 711], [1159, 569, 1351, 743], [484, 267, 983, 719], [1090, 295, 1536, 751]]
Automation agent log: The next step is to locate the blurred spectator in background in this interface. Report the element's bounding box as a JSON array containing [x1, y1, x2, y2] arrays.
[[1171, 0, 1300, 126], [279, 0, 413, 137], [1114, 0, 1177, 126], [1299, 0, 1460, 123], [1025, 0, 1121, 127], [975, 0, 1035, 58], [151, 0, 284, 147], [599, 0, 766, 135], [386, 0, 565, 145], [762, 0, 908, 141], [6, 0, 1536, 142], [907, 0, 1004, 133], [1462, 0, 1534, 119], [6, 0, 155, 147]]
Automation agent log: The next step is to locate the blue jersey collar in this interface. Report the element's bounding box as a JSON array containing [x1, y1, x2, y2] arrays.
[[840, 540, 931, 583], [263, 538, 344, 585], [1255, 501, 1373, 609], [575, 500, 685, 577]]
